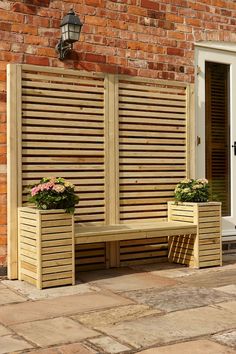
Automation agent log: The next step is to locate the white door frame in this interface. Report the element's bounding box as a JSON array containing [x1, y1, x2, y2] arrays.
[[195, 42, 236, 232]]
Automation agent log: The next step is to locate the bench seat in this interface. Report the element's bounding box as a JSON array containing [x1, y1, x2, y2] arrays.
[[75, 221, 197, 244], [75, 221, 198, 268]]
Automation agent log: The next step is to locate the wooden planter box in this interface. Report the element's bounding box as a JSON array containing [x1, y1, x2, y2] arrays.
[[168, 202, 222, 268], [18, 207, 75, 289]]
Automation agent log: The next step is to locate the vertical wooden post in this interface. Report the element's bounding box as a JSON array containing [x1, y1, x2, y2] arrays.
[[7, 64, 22, 279], [36, 211, 42, 289], [104, 74, 120, 267], [186, 83, 195, 179]]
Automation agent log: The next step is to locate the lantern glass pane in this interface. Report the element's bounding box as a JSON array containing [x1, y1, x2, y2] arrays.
[[61, 24, 69, 41], [68, 24, 81, 41]]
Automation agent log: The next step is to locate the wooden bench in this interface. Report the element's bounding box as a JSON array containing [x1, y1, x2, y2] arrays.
[[75, 221, 198, 269]]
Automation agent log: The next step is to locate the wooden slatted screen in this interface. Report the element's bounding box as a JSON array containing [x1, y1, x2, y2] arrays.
[[21, 66, 105, 225], [119, 77, 188, 223], [8, 64, 192, 278]]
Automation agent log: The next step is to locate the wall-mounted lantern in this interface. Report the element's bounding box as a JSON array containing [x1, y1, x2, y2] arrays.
[[56, 9, 83, 60]]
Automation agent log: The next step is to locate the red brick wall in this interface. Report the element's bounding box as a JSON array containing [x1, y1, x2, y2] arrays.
[[1, 0, 236, 267]]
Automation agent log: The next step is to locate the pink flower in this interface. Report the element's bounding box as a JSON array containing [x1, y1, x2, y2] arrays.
[[31, 186, 40, 196], [40, 182, 54, 191]]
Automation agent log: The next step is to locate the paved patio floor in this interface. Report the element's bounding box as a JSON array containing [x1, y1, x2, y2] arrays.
[[0, 254, 236, 354]]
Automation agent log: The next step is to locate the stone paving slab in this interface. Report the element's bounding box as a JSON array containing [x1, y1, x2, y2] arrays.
[[3, 280, 100, 300], [0, 324, 11, 336], [212, 330, 236, 348], [11, 317, 98, 347], [0, 334, 33, 353], [89, 336, 131, 353], [0, 288, 27, 305], [123, 286, 236, 312], [0, 292, 133, 326], [215, 300, 236, 311], [180, 268, 236, 288], [25, 343, 97, 354], [98, 304, 236, 349], [215, 285, 236, 295], [78, 269, 177, 292], [137, 339, 236, 354], [74, 304, 161, 327]]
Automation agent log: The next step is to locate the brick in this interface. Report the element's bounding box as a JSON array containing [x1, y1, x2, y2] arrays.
[[107, 56, 127, 66], [12, 3, 37, 15], [0, 114, 6, 123], [86, 16, 106, 27], [0, 156, 6, 165], [85, 0, 105, 6], [127, 41, 148, 51], [175, 24, 192, 32], [24, 0, 50, 6], [24, 35, 49, 46], [148, 62, 164, 70], [158, 20, 175, 30], [186, 18, 202, 27], [107, 19, 128, 30], [11, 23, 38, 35], [38, 8, 61, 19], [0, 51, 23, 62], [0, 22, 11, 32], [128, 6, 147, 16], [138, 68, 158, 78], [0, 134, 6, 144], [167, 47, 185, 56], [0, 233, 7, 243], [0, 255, 6, 265], [106, 2, 127, 12], [0, 226, 7, 235], [0, 31, 24, 43], [38, 28, 59, 38], [141, 0, 159, 11], [168, 31, 186, 40], [119, 67, 138, 76], [147, 10, 165, 20], [75, 61, 97, 72], [166, 13, 184, 23], [25, 55, 50, 66], [95, 63, 118, 74], [26, 15, 50, 28], [84, 53, 106, 63], [37, 47, 56, 58], [0, 41, 10, 51], [0, 10, 24, 23]]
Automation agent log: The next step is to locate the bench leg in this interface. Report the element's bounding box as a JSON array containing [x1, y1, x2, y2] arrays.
[[168, 234, 199, 268], [108, 241, 120, 268]]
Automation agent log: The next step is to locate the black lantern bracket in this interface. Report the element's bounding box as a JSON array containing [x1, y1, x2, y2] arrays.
[[56, 39, 73, 61], [56, 9, 83, 61]]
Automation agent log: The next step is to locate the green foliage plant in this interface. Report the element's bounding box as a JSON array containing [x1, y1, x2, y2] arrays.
[[174, 178, 209, 203], [28, 177, 79, 213]]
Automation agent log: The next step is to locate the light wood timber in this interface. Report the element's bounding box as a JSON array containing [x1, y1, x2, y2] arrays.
[[18, 208, 74, 289], [168, 202, 222, 268], [7, 64, 22, 279]]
